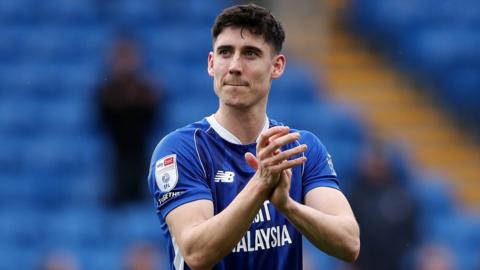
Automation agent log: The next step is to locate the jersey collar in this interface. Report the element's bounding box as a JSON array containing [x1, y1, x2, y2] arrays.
[[206, 114, 269, 145]]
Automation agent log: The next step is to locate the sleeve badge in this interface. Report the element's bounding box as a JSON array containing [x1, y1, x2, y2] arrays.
[[155, 154, 179, 192]]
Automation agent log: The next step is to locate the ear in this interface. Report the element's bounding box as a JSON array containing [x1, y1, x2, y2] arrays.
[[271, 54, 286, 80], [208, 51, 214, 77]]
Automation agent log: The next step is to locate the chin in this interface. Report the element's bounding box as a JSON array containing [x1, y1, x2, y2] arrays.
[[223, 99, 250, 108]]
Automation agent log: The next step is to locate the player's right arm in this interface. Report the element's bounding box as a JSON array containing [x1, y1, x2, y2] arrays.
[[161, 126, 306, 270]]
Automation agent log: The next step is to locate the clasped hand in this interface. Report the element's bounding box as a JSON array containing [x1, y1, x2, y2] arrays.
[[245, 126, 307, 211]]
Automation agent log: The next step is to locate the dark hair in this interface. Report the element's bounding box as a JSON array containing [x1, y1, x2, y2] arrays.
[[211, 3, 285, 54]]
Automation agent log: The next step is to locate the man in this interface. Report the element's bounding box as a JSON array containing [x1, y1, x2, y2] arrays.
[[147, 4, 359, 270], [99, 38, 159, 206], [349, 141, 417, 270]]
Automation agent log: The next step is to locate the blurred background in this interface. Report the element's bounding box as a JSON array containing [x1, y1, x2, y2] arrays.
[[0, 0, 479, 269]]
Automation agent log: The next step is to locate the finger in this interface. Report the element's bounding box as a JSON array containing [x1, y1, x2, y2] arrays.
[[244, 152, 259, 170], [263, 144, 307, 166], [257, 126, 290, 148], [258, 132, 300, 160], [270, 156, 307, 173], [268, 126, 290, 143], [285, 168, 292, 178], [280, 169, 292, 180], [280, 169, 292, 187]]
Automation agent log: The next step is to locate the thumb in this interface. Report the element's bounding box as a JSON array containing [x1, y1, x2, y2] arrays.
[[244, 152, 259, 170]]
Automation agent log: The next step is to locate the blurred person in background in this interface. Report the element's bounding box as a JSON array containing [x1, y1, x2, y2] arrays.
[[349, 139, 418, 270], [40, 250, 79, 270], [98, 37, 161, 207], [123, 241, 163, 270], [414, 242, 457, 270]]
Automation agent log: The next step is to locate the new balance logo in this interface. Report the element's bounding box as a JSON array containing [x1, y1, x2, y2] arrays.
[[214, 171, 235, 183]]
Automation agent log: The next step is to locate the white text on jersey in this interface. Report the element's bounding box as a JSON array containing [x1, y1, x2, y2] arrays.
[[232, 225, 293, 253]]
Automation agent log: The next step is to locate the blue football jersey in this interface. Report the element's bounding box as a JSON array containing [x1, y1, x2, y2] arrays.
[[147, 115, 340, 270]]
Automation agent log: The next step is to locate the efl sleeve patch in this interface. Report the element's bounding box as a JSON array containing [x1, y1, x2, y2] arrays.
[[155, 154, 179, 192]]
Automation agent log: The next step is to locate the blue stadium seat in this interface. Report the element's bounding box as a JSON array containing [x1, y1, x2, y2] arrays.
[[270, 64, 322, 104], [400, 28, 480, 78], [141, 26, 212, 65], [439, 68, 480, 122], [408, 175, 456, 231], [351, 0, 480, 137], [268, 102, 365, 143], [0, 96, 93, 137], [38, 0, 99, 24], [0, 208, 44, 247], [426, 214, 480, 270], [153, 64, 214, 101], [43, 207, 106, 247], [123, 205, 164, 241], [0, 25, 28, 63], [0, 62, 101, 104], [0, 244, 40, 270], [104, 0, 163, 26], [78, 245, 123, 270], [0, 173, 38, 206], [0, 0, 37, 23], [17, 26, 110, 64]]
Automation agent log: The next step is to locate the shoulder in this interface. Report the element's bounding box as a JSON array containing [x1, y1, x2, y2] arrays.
[[297, 130, 322, 145], [151, 119, 211, 160], [295, 130, 329, 161], [269, 118, 320, 142], [268, 118, 325, 150]]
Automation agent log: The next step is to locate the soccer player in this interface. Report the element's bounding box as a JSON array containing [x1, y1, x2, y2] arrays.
[[147, 4, 360, 270]]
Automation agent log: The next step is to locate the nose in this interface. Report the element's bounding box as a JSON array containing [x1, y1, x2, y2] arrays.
[[228, 53, 242, 75]]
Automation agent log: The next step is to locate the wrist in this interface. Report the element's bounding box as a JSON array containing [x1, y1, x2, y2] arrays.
[[278, 197, 296, 215], [249, 175, 273, 198]]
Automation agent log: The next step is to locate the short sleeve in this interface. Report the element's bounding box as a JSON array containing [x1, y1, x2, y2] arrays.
[[147, 130, 212, 220], [301, 131, 340, 197]]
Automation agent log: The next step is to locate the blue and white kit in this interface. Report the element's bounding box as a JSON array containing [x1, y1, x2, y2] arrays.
[[148, 115, 340, 270]]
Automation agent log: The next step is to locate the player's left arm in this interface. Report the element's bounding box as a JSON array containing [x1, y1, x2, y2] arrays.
[[247, 131, 360, 262], [250, 164, 360, 263], [275, 182, 360, 262], [268, 130, 360, 262]]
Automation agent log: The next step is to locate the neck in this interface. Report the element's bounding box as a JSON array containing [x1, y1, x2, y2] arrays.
[[214, 104, 267, 145]]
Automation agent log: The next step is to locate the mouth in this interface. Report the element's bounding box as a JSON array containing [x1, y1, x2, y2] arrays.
[[225, 84, 248, 87], [224, 82, 249, 87]]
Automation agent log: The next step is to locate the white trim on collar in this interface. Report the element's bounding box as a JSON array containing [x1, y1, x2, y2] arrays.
[[206, 114, 269, 145]]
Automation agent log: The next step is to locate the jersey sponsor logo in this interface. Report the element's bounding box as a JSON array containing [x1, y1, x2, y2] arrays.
[[232, 225, 293, 253], [214, 170, 235, 183], [232, 200, 293, 253], [155, 154, 178, 192], [164, 156, 174, 166]]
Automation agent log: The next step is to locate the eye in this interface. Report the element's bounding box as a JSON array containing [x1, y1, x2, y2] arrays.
[[245, 50, 258, 57], [218, 48, 231, 56]]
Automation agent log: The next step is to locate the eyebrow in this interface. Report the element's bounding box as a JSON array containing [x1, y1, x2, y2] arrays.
[[215, 45, 264, 56], [216, 45, 233, 53]]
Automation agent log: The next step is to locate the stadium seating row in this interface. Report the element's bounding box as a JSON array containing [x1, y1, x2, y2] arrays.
[[349, 0, 480, 129], [2, 0, 474, 268]]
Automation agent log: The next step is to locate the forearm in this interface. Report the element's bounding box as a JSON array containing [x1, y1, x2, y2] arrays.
[[282, 199, 360, 262], [182, 179, 270, 269]]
